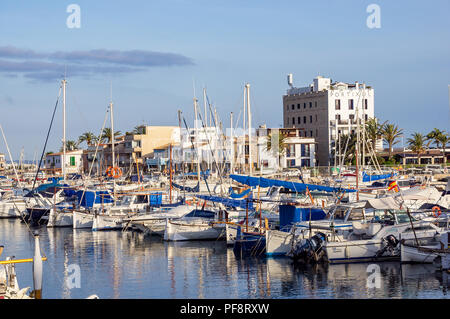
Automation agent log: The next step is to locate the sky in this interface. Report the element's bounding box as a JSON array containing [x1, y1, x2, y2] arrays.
[[0, 0, 449, 160]]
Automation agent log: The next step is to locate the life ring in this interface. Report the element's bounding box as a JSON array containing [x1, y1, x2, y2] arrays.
[[432, 206, 441, 218], [106, 166, 114, 176], [107, 166, 122, 178]]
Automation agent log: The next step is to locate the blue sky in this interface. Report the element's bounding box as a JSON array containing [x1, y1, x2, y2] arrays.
[[0, 0, 449, 160]]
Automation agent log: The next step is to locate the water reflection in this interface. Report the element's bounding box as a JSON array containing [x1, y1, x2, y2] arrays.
[[0, 219, 449, 299]]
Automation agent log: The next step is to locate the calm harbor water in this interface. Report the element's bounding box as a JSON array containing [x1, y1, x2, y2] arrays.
[[0, 218, 449, 299]]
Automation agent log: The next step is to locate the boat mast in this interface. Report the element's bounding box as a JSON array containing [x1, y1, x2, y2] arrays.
[[246, 83, 252, 176], [355, 88, 360, 201], [110, 96, 116, 205], [169, 143, 173, 204], [193, 97, 201, 184], [230, 112, 234, 175], [62, 78, 67, 182]]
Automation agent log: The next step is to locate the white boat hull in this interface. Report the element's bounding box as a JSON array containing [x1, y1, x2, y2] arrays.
[[92, 214, 125, 231], [0, 201, 26, 218], [400, 243, 439, 263], [164, 219, 225, 241], [265, 229, 295, 257], [72, 211, 94, 229], [47, 209, 73, 227]]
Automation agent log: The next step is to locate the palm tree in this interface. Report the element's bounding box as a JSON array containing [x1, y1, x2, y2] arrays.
[[435, 131, 449, 166], [365, 117, 386, 152], [426, 128, 444, 148], [407, 132, 426, 165], [339, 132, 357, 165], [60, 140, 79, 152], [265, 130, 288, 167], [99, 128, 122, 144], [78, 132, 97, 147], [382, 123, 403, 160], [132, 125, 146, 135]]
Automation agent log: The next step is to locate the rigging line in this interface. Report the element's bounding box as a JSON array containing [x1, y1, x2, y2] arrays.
[[197, 112, 225, 188], [30, 85, 62, 193], [79, 107, 111, 203], [181, 117, 214, 199]]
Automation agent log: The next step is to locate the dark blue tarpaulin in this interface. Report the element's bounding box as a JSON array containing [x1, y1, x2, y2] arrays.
[[172, 182, 200, 193], [229, 174, 356, 193], [195, 194, 254, 211], [76, 190, 114, 208], [362, 172, 396, 182]]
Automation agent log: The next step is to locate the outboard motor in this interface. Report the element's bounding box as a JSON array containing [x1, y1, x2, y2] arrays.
[[290, 232, 327, 264], [375, 234, 399, 258]]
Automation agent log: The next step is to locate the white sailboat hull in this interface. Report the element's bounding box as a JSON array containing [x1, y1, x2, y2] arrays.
[[265, 229, 295, 257], [47, 209, 73, 227], [0, 201, 26, 218], [400, 243, 439, 263], [92, 214, 125, 231], [164, 219, 225, 241], [72, 211, 94, 229]]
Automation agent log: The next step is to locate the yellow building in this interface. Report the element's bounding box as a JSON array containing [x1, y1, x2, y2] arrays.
[[123, 126, 181, 171]]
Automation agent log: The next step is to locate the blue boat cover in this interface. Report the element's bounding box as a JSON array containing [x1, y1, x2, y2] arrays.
[[229, 187, 252, 199], [362, 172, 396, 182], [196, 194, 254, 211], [24, 181, 70, 197], [229, 174, 356, 193], [172, 182, 200, 192], [75, 190, 114, 208]]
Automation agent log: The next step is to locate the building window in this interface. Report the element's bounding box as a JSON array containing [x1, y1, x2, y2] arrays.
[[315, 101, 317, 107], [304, 103, 306, 109], [303, 116, 306, 124], [315, 114, 318, 122], [365, 114, 368, 121], [287, 159, 296, 167], [348, 99, 354, 110], [301, 159, 310, 167], [336, 114, 341, 120], [291, 104, 295, 110], [310, 131, 313, 137], [364, 99, 368, 109], [286, 144, 295, 157], [70, 156, 75, 166], [301, 144, 310, 157], [297, 104, 300, 109], [310, 115, 313, 123], [335, 99, 341, 110], [298, 117, 301, 125], [309, 102, 312, 108], [316, 129, 318, 136], [293, 117, 296, 125], [349, 114, 355, 121]]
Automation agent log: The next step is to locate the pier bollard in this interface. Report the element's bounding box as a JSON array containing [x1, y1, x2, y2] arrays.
[[32, 231, 43, 299]]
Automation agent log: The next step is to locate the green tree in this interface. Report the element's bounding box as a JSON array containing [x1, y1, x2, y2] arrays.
[[382, 123, 403, 160], [99, 128, 122, 144], [60, 140, 79, 152], [407, 132, 426, 165], [435, 131, 449, 166], [78, 131, 97, 147], [338, 132, 357, 165], [426, 128, 444, 148], [365, 117, 386, 152], [265, 130, 288, 167]]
